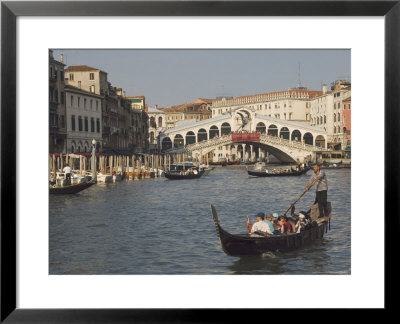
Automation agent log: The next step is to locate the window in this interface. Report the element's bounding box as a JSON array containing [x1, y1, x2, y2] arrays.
[[84, 117, 88, 131], [97, 118, 100, 133], [78, 116, 83, 131], [71, 115, 76, 131], [69, 73, 74, 81], [84, 98, 87, 108], [61, 115, 65, 128], [338, 113, 341, 122], [78, 97, 80, 107], [70, 96, 74, 106], [334, 114, 336, 122], [60, 92, 64, 104], [91, 118, 95, 132], [96, 101, 99, 111], [90, 100, 93, 109], [90, 73, 95, 80], [324, 115, 327, 124], [90, 85, 95, 93], [60, 71, 64, 81], [54, 91, 58, 103]]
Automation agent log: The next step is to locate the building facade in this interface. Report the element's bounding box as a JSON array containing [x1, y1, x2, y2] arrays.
[[64, 85, 103, 153], [211, 89, 321, 125], [147, 105, 166, 152], [49, 50, 67, 153], [127, 96, 149, 153], [310, 80, 351, 150], [342, 96, 351, 148], [64, 65, 149, 153]]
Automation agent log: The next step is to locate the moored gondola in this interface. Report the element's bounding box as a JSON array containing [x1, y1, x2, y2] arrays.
[[210, 204, 331, 256], [248, 166, 311, 177], [164, 169, 204, 180], [49, 180, 96, 195]]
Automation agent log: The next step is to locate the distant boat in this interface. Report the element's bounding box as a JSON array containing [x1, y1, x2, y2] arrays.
[[248, 166, 311, 177], [49, 180, 96, 195], [164, 168, 204, 180], [210, 203, 331, 256]]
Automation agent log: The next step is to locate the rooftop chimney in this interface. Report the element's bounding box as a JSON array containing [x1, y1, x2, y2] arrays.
[[322, 84, 327, 94], [60, 53, 64, 64]]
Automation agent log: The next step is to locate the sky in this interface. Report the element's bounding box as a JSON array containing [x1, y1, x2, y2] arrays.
[[52, 49, 350, 108]]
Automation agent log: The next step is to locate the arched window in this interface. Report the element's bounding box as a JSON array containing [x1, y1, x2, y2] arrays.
[[209, 125, 219, 139], [158, 116, 163, 128], [197, 128, 207, 142], [162, 137, 172, 151], [334, 114, 336, 122], [279, 127, 289, 140], [255, 122, 266, 134], [185, 131, 196, 145], [150, 132, 155, 143], [324, 115, 326, 124], [267, 124, 278, 137], [303, 133, 313, 145], [291, 130, 302, 142], [221, 122, 231, 135]]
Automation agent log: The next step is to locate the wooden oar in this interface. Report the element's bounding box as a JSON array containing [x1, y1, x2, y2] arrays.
[[283, 177, 319, 215]]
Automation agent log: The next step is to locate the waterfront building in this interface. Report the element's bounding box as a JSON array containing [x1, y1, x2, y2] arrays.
[[49, 50, 67, 153], [147, 105, 166, 152], [164, 98, 214, 129], [211, 88, 321, 123], [64, 65, 149, 153], [310, 80, 351, 150], [342, 96, 351, 148], [64, 85, 103, 153], [127, 96, 149, 153]]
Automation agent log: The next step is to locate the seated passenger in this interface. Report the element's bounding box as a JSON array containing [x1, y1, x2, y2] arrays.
[[247, 212, 272, 235], [279, 216, 292, 233], [294, 213, 307, 233], [271, 213, 281, 234], [264, 213, 275, 233]]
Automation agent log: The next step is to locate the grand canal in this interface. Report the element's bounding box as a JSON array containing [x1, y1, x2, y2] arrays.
[[49, 167, 351, 275]]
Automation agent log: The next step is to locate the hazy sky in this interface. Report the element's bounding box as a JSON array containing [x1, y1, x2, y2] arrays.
[[52, 49, 350, 107]]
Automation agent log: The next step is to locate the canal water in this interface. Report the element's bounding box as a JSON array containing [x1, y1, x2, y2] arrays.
[[49, 167, 351, 275]]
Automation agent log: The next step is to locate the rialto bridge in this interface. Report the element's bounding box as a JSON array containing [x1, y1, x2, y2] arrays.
[[158, 107, 328, 163]]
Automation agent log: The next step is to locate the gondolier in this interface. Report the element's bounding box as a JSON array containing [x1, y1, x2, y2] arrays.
[[63, 164, 72, 185], [305, 164, 328, 218]]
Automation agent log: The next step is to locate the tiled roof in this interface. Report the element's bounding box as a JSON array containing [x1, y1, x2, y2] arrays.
[[65, 65, 101, 72]]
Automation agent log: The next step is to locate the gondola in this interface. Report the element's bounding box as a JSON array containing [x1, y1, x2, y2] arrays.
[[210, 203, 331, 256], [164, 169, 204, 180], [49, 180, 96, 195], [247, 166, 311, 177]]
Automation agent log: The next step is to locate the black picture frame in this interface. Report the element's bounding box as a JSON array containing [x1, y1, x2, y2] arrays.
[[1, 0, 397, 321]]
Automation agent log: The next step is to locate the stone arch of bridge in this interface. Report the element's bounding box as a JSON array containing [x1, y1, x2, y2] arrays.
[[191, 140, 303, 163]]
